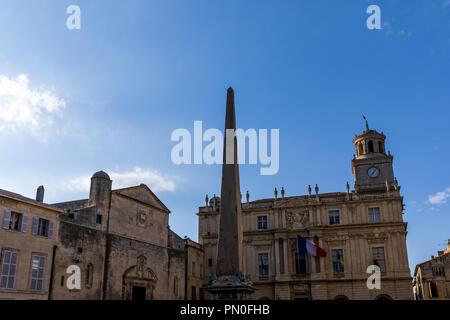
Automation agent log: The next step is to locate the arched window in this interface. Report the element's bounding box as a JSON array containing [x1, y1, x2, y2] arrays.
[[368, 141, 374, 153], [378, 141, 384, 153], [86, 263, 93, 288], [359, 143, 363, 155]]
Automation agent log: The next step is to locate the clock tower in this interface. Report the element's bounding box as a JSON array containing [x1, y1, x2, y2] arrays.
[[351, 117, 397, 193]]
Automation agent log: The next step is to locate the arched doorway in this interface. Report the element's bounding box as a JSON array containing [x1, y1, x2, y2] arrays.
[[375, 294, 392, 301], [122, 256, 158, 300], [333, 295, 349, 300]]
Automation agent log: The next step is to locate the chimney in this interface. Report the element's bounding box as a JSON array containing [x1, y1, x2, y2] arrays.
[[36, 186, 45, 203]]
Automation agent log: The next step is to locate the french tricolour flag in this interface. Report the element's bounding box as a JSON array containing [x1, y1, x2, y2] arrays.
[[297, 235, 327, 257]]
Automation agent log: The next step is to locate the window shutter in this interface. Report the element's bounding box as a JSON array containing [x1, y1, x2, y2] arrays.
[[21, 214, 28, 233], [2, 210, 11, 229], [48, 220, 54, 238], [32, 217, 39, 235]]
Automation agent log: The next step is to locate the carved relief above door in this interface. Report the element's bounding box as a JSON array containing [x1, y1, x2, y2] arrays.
[[122, 255, 158, 300]]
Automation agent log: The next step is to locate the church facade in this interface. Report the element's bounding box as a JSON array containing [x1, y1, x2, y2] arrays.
[[0, 170, 200, 300], [198, 124, 413, 300], [50, 171, 187, 300]]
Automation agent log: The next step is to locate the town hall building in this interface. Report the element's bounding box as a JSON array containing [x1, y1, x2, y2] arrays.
[[198, 120, 413, 300]]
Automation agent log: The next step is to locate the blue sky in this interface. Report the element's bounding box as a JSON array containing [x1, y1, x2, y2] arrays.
[[0, 0, 449, 274]]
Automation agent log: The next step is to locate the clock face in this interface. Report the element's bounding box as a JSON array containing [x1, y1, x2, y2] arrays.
[[368, 167, 380, 178]]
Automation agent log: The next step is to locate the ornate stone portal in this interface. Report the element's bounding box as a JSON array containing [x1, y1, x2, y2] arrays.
[[122, 255, 158, 300], [205, 88, 254, 300]]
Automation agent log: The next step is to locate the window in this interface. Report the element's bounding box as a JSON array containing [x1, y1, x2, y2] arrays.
[[430, 282, 438, 298], [368, 141, 374, 153], [257, 216, 267, 230], [86, 263, 93, 288], [258, 253, 269, 277], [2, 211, 27, 232], [191, 286, 196, 300], [369, 207, 381, 223], [192, 262, 195, 277], [295, 252, 307, 274], [315, 256, 321, 273], [38, 219, 49, 236], [372, 247, 386, 272], [332, 249, 344, 273], [378, 141, 384, 153], [0, 250, 18, 289], [30, 254, 46, 291], [32, 217, 54, 238], [200, 264, 203, 278], [329, 211, 340, 225], [433, 267, 445, 277], [96, 215, 102, 224], [359, 143, 363, 155], [208, 258, 212, 267], [9, 212, 22, 231]]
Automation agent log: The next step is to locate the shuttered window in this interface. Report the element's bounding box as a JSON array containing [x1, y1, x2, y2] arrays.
[[2, 210, 28, 232], [31, 217, 54, 238], [0, 250, 19, 290], [2, 210, 11, 230], [30, 254, 46, 291]]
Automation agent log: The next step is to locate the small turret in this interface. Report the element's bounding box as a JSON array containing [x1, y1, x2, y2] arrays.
[[89, 171, 112, 220]]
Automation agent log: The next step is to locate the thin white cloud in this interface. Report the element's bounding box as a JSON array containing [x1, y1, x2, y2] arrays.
[[443, 0, 450, 8], [0, 74, 65, 134], [64, 167, 177, 193], [427, 187, 450, 205]]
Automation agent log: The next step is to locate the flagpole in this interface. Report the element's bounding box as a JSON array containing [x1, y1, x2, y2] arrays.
[[306, 230, 312, 300]]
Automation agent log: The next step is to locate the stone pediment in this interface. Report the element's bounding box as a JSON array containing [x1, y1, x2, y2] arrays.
[[113, 184, 170, 213]]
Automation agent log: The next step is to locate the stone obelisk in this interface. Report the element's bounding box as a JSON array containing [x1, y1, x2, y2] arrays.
[[216, 87, 244, 276], [206, 87, 254, 300]]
